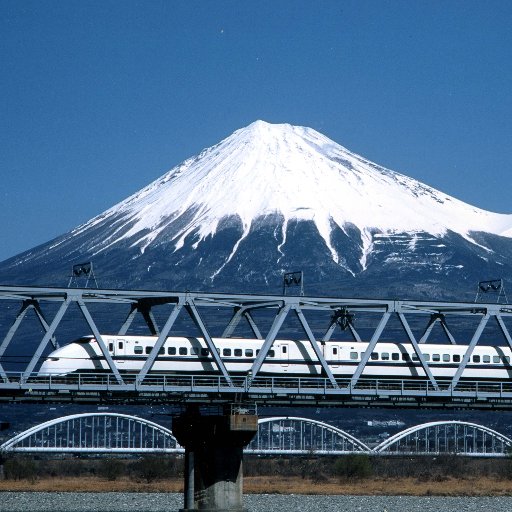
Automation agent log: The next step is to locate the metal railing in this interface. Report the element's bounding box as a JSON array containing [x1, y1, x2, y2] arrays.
[[1, 372, 512, 405]]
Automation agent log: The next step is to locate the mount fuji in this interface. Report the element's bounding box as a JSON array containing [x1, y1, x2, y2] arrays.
[[2, 120, 512, 300]]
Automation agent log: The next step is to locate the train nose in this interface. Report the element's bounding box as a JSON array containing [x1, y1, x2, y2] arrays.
[[38, 357, 62, 375]]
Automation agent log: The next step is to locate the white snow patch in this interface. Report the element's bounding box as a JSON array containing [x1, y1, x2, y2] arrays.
[[210, 223, 252, 280], [63, 120, 512, 268], [277, 218, 288, 261]]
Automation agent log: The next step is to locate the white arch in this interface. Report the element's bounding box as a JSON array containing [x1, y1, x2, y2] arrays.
[[0, 412, 180, 452], [1, 413, 371, 455], [252, 416, 372, 453], [8, 415, 509, 458], [375, 420, 512, 453]]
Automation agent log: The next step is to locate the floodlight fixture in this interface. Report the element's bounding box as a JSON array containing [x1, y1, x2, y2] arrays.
[[475, 278, 508, 304], [283, 271, 304, 296], [68, 261, 98, 288]]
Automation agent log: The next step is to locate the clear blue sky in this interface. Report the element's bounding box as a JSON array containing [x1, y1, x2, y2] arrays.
[[1, 0, 512, 262]]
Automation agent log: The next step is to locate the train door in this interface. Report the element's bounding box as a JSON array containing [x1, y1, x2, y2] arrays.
[[280, 343, 289, 368], [330, 345, 339, 368], [116, 339, 126, 367]]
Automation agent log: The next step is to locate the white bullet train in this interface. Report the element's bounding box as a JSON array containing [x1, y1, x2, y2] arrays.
[[38, 334, 512, 380]]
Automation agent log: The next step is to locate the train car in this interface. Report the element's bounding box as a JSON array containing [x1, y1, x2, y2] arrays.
[[37, 334, 512, 380]]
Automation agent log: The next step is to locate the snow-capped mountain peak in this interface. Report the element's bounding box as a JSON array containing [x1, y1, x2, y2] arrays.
[[4, 120, 512, 300], [73, 120, 512, 271]]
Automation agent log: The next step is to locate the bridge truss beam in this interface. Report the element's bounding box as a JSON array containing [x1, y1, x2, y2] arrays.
[[374, 420, 512, 456], [1, 285, 512, 408], [0, 413, 180, 453], [246, 416, 371, 454], [3, 414, 511, 459]]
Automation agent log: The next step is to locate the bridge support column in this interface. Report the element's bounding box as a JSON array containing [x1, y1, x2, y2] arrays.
[[172, 405, 258, 512]]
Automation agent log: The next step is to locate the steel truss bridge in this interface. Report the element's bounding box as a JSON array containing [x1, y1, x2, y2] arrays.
[[1, 285, 512, 408], [1, 413, 510, 458]]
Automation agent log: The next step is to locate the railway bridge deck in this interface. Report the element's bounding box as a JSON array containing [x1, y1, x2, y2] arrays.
[[0, 284, 512, 408]]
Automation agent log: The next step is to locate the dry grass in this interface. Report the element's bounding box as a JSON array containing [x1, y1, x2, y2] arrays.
[[0, 476, 183, 493], [1, 476, 512, 496], [244, 476, 512, 496]]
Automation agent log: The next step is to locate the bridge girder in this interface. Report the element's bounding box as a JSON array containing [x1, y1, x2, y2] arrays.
[[3, 414, 512, 458], [0, 412, 179, 453], [1, 285, 512, 408], [375, 420, 512, 455], [247, 416, 371, 454]]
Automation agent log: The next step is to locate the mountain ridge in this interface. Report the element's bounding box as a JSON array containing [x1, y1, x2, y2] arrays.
[[1, 120, 511, 300]]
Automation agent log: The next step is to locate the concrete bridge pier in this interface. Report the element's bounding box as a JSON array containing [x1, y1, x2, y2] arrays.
[[172, 405, 258, 512]]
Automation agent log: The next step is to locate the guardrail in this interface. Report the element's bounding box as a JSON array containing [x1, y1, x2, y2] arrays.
[[0, 372, 512, 407]]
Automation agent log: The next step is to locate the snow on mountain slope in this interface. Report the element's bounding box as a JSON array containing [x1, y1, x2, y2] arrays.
[[69, 120, 512, 271]]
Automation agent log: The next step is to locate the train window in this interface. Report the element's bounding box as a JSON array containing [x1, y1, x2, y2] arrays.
[[256, 349, 260, 356], [190, 347, 199, 355], [201, 348, 210, 356], [134, 346, 143, 355], [109, 343, 114, 352], [159, 347, 165, 355], [350, 352, 358, 360], [179, 347, 188, 356], [473, 355, 480, 363], [504, 356, 510, 364], [145, 346, 153, 354], [168, 347, 176, 355], [401, 353, 410, 361], [381, 352, 390, 361], [432, 354, 440, 362], [370, 352, 378, 360], [453, 354, 460, 363], [223, 348, 232, 357], [245, 349, 254, 357], [493, 355, 501, 364], [234, 349, 242, 357], [443, 354, 450, 362], [119, 342, 124, 350], [392, 353, 399, 361], [268, 350, 275, 357], [423, 354, 430, 362], [483, 355, 490, 363], [332, 347, 337, 355]]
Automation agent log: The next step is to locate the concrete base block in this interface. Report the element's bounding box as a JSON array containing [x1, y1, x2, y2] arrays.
[[173, 409, 257, 512]]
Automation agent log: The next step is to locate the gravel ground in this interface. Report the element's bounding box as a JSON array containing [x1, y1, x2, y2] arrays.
[[1, 493, 512, 512]]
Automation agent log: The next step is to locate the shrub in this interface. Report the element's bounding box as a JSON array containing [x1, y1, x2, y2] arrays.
[[4, 456, 37, 482], [133, 456, 170, 482], [334, 454, 373, 479], [501, 458, 512, 479], [98, 458, 124, 481]]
